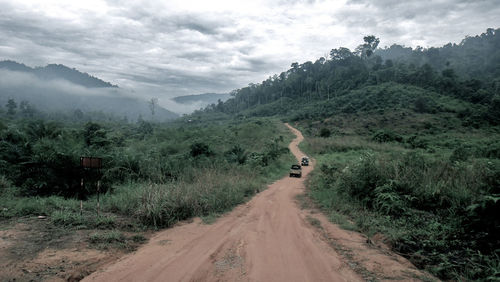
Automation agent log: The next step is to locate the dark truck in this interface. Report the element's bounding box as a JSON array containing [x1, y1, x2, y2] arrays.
[[301, 156, 309, 166], [289, 164, 302, 178]]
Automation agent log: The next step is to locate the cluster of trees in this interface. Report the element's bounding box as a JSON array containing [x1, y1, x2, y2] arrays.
[[203, 29, 499, 125], [2, 98, 37, 117], [1, 97, 157, 124]]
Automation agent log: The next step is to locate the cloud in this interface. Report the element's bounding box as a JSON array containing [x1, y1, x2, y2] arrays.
[[343, 0, 500, 47], [0, 0, 498, 110]]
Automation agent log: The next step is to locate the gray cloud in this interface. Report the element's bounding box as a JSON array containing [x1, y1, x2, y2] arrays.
[[343, 0, 500, 47]]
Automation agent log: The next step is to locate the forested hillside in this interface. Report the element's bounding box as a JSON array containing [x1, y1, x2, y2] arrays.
[[199, 28, 499, 126], [0, 61, 118, 88], [194, 28, 500, 280]]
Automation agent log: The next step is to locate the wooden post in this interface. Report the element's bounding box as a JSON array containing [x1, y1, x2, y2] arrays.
[[97, 180, 100, 217], [80, 178, 84, 216]]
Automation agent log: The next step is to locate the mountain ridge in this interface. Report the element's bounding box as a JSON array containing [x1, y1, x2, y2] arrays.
[[0, 60, 178, 121], [0, 60, 117, 88]]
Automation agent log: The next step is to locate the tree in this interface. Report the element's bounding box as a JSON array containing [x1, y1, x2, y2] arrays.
[[83, 122, 108, 147], [330, 47, 353, 61], [319, 128, 331, 137], [6, 98, 17, 115], [190, 142, 213, 157], [356, 35, 380, 59], [148, 97, 159, 116], [486, 95, 500, 125], [19, 100, 35, 117]]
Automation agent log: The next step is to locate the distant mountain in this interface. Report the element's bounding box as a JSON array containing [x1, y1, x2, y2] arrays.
[[0, 60, 117, 88], [173, 93, 231, 105], [0, 60, 178, 121]]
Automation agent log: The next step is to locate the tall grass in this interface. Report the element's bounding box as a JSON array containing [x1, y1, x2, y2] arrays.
[[102, 152, 293, 228], [301, 135, 404, 155]]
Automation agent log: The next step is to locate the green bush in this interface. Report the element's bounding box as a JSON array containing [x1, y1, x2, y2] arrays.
[[319, 128, 331, 137], [224, 145, 247, 164], [190, 142, 213, 157], [372, 130, 403, 143]]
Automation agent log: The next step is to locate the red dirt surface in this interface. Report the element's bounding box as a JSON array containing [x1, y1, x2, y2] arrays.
[[0, 220, 125, 282], [83, 123, 433, 282]]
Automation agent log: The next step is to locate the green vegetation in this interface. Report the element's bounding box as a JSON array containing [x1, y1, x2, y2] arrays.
[[298, 118, 499, 280], [0, 115, 294, 231], [305, 145, 499, 280], [88, 230, 146, 250]]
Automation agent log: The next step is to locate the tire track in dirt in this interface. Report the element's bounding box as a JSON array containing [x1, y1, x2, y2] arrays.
[[83, 123, 432, 282]]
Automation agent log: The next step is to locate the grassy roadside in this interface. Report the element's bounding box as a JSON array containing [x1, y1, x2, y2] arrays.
[[298, 123, 500, 281], [1, 118, 294, 228]]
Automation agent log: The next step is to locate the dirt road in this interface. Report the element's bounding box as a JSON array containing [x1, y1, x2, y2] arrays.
[[83, 124, 431, 282]]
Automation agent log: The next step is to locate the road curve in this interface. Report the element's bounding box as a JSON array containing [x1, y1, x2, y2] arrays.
[[83, 123, 430, 282]]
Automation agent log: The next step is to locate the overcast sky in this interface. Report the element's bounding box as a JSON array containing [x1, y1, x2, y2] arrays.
[[0, 0, 499, 102]]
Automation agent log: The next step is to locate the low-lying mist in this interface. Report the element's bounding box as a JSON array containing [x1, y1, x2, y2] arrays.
[[0, 69, 178, 121]]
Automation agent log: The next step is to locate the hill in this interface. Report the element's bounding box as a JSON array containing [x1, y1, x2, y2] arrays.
[[0, 61, 178, 121], [0, 60, 118, 88], [196, 28, 499, 126]]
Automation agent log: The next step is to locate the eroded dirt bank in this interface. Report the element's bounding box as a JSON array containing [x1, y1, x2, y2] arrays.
[[83, 123, 432, 282]]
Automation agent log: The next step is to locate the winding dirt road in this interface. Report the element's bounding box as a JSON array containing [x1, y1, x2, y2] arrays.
[[84, 124, 432, 282]]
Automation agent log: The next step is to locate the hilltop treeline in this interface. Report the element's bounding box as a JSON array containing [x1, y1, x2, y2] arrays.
[[201, 28, 499, 125], [0, 61, 118, 88]]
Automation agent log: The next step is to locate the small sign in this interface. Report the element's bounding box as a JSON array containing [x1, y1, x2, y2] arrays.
[[80, 157, 102, 169]]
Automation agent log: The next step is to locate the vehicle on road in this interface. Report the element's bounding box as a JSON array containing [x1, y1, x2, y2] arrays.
[[289, 164, 302, 178], [301, 156, 309, 166]]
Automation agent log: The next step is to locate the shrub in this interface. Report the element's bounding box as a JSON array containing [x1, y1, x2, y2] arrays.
[[88, 230, 125, 244], [406, 135, 427, 149], [449, 145, 471, 162], [83, 122, 109, 147], [190, 142, 213, 157], [225, 145, 247, 164], [319, 128, 331, 137], [372, 130, 403, 143]]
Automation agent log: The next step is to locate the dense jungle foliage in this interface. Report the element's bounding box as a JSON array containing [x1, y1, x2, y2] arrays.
[[196, 28, 500, 280]]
